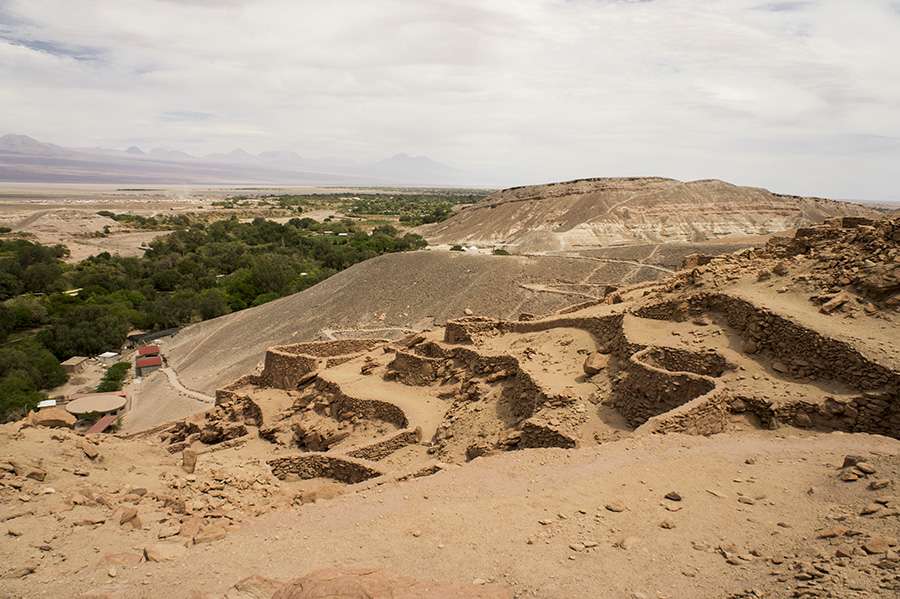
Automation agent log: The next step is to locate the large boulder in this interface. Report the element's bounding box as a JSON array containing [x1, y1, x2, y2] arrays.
[[582, 352, 609, 376], [31, 407, 76, 428]]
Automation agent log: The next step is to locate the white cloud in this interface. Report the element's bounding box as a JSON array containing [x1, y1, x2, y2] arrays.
[[0, 0, 898, 200]]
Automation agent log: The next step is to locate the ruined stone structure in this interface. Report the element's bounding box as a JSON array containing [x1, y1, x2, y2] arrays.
[[258, 339, 386, 390]]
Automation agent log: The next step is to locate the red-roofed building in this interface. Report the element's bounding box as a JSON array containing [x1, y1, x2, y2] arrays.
[[135, 355, 163, 377], [137, 345, 160, 357]]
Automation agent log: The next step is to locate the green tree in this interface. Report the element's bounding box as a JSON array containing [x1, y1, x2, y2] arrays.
[[196, 288, 231, 320]]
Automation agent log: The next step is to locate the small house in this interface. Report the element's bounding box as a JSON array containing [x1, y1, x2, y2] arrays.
[[137, 344, 160, 357], [60, 356, 88, 374], [135, 355, 163, 377], [97, 351, 120, 364]]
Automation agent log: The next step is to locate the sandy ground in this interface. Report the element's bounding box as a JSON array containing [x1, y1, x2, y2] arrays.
[[1, 428, 897, 598], [0, 184, 388, 262], [46, 360, 109, 400], [119, 370, 211, 434]]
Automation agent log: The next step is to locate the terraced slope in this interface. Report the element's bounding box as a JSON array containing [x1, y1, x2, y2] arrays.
[[419, 177, 882, 252]]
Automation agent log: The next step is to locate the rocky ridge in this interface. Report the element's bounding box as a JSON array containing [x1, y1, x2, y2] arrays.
[[418, 177, 883, 252]]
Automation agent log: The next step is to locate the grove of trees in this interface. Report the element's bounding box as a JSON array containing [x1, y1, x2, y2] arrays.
[[0, 217, 427, 421]]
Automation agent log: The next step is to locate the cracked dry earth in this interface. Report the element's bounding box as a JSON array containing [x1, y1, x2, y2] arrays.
[[2, 217, 899, 598]]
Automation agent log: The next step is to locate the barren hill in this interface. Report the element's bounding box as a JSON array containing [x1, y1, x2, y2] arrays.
[[166, 250, 652, 395], [418, 177, 882, 252]]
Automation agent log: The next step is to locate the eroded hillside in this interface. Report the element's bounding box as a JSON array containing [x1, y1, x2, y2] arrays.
[[418, 177, 883, 252]]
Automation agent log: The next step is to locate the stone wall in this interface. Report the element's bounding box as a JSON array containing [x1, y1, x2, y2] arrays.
[[399, 341, 551, 422], [630, 293, 899, 438], [257, 339, 387, 390], [275, 339, 386, 357], [612, 347, 719, 427], [259, 350, 318, 389], [386, 351, 442, 386], [641, 347, 732, 377], [443, 314, 626, 354], [732, 391, 899, 439], [313, 379, 408, 428], [639, 389, 732, 436], [346, 428, 422, 461], [641, 383, 900, 441], [215, 374, 262, 405], [518, 419, 578, 449], [444, 317, 502, 344], [635, 292, 900, 393], [267, 453, 382, 483]]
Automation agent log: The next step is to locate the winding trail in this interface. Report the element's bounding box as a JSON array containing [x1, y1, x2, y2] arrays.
[[526, 253, 675, 275], [517, 283, 600, 301], [162, 367, 215, 404], [13, 209, 58, 230]]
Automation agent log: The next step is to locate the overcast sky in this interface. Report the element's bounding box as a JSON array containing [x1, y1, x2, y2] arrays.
[[1, 0, 898, 200]]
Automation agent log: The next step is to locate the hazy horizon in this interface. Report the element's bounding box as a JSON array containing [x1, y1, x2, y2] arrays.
[[2, 1, 899, 200]]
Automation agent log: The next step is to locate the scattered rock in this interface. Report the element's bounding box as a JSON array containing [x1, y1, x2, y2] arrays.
[[615, 536, 640, 550], [119, 508, 138, 526], [103, 553, 143, 567], [157, 523, 180, 539], [841, 455, 865, 469], [194, 524, 227, 544], [605, 501, 627, 513], [262, 567, 513, 599], [3, 565, 36, 579], [860, 503, 881, 516], [80, 441, 100, 460], [224, 575, 283, 599], [179, 516, 203, 542], [182, 449, 198, 474], [582, 353, 609, 376], [820, 292, 851, 314], [855, 462, 876, 475], [817, 526, 848, 539], [862, 537, 891, 555], [144, 543, 188, 562]]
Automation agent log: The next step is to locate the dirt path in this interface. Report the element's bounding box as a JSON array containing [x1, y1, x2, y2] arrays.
[[13, 208, 58, 229], [162, 367, 215, 404], [319, 326, 416, 341], [528, 253, 675, 275], [120, 370, 211, 433], [517, 283, 599, 301]]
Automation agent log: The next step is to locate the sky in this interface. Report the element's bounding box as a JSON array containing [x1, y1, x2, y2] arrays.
[[1, 0, 899, 200]]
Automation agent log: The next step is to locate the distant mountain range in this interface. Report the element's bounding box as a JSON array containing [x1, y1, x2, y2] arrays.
[[0, 134, 474, 186]]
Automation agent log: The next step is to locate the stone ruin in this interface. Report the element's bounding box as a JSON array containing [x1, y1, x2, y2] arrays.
[[151, 216, 899, 491]]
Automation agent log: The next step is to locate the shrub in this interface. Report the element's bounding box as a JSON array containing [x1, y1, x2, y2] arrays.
[[96, 361, 130, 392]]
